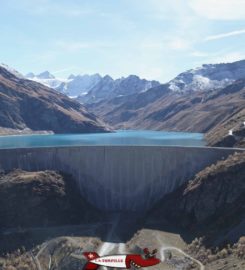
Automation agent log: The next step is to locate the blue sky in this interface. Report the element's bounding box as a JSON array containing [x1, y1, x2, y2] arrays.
[[0, 0, 245, 82]]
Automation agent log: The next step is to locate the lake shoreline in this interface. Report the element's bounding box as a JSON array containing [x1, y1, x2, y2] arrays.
[[0, 127, 54, 136]]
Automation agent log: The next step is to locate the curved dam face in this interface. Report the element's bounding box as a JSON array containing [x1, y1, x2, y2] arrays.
[[0, 146, 242, 211]]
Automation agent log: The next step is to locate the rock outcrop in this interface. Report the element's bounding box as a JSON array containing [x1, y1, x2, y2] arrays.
[[0, 170, 100, 228]]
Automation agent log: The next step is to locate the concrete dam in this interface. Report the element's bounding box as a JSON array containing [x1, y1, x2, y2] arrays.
[[0, 146, 242, 211]]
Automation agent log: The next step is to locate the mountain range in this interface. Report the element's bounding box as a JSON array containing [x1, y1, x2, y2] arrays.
[[0, 65, 111, 135], [84, 60, 245, 146], [26, 71, 68, 90], [26, 71, 160, 103], [3, 59, 245, 145], [168, 60, 245, 92], [26, 60, 245, 102]]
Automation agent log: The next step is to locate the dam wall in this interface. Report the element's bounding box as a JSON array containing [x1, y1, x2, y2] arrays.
[[0, 146, 243, 211]]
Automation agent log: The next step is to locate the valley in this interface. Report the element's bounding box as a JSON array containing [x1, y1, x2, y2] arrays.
[[84, 61, 245, 148], [23, 60, 245, 148], [1, 0, 245, 268], [0, 60, 245, 270]]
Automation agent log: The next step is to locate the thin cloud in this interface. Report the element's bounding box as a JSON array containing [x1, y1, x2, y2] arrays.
[[189, 0, 245, 20], [205, 29, 245, 41]]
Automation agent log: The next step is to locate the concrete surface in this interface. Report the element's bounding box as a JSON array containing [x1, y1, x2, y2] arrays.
[[0, 146, 243, 211]]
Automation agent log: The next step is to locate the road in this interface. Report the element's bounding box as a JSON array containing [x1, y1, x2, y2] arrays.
[[159, 246, 205, 270]]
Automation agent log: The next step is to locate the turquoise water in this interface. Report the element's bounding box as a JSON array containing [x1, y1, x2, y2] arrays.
[[0, 130, 205, 149]]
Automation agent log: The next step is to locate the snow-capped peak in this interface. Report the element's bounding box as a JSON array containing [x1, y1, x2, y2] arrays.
[[169, 60, 245, 92], [25, 69, 161, 103], [25, 71, 66, 89], [36, 71, 55, 79]]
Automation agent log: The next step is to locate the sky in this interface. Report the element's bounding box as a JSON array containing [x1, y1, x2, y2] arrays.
[[0, 0, 245, 82]]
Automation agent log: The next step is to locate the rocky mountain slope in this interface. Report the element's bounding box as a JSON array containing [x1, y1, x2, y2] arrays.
[[206, 107, 245, 147], [151, 151, 245, 245], [88, 78, 245, 134], [85, 60, 245, 138], [186, 236, 245, 270], [0, 65, 110, 134], [26, 71, 160, 102]]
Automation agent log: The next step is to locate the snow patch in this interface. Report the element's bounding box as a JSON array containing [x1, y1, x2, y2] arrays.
[[0, 63, 25, 78]]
